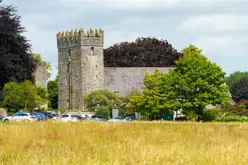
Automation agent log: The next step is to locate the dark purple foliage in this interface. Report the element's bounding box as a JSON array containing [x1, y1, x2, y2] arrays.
[[104, 37, 182, 67], [0, 5, 38, 95], [230, 78, 248, 103]]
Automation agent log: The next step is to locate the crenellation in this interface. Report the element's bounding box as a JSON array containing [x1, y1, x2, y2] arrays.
[[57, 28, 104, 49]]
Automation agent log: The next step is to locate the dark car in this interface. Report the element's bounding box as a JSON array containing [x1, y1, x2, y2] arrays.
[[125, 116, 137, 121], [71, 115, 86, 121], [0, 116, 4, 121], [91, 115, 107, 121], [31, 112, 46, 121], [42, 112, 54, 120]]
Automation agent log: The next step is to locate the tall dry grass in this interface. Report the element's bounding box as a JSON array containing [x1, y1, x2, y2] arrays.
[[0, 121, 248, 165]]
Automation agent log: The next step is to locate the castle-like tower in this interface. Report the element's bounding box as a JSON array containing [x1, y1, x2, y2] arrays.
[[57, 28, 104, 111]]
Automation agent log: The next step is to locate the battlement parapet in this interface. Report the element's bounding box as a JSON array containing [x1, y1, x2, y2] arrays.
[[57, 28, 104, 49]]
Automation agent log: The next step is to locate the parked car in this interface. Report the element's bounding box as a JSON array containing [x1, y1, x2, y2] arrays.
[[72, 115, 86, 121], [59, 114, 78, 122], [80, 114, 92, 120], [42, 112, 54, 120], [2, 112, 37, 123], [31, 112, 46, 121], [108, 116, 124, 122], [125, 116, 137, 121], [0, 116, 4, 122], [52, 114, 60, 120], [91, 115, 108, 121]]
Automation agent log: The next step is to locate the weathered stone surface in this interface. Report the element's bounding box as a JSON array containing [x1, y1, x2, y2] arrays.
[[35, 62, 48, 89], [57, 28, 104, 111], [104, 67, 174, 96], [57, 28, 175, 112], [34, 62, 48, 109]]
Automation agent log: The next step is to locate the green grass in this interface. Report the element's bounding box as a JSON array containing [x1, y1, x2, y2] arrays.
[[0, 121, 248, 165]]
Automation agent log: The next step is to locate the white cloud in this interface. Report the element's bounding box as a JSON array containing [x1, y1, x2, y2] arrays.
[[181, 14, 248, 34], [193, 35, 248, 58], [58, 0, 178, 8]]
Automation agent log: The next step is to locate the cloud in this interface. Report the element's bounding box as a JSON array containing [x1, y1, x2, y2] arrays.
[[3, 0, 248, 79], [181, 14, 248, 35], [193, 35, 248, 58]]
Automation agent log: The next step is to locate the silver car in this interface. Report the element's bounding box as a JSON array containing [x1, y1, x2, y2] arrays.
[[2, 112, 37, 123]]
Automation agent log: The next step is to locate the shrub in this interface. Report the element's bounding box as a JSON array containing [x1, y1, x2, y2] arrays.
[[213, 116, 248, 122], [140, 113, 149, 121], [58, 109, 67, 114], [202, 110, 225, 122], [95, 108, 110, 119], [225, 100, 248, 116]]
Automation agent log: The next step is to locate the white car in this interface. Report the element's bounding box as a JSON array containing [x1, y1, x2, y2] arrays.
[[2, 112, 37, 123], [59, 114, 78, 122]]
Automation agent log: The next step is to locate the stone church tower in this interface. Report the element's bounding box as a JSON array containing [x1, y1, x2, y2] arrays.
[[57, 28, 104, 111]]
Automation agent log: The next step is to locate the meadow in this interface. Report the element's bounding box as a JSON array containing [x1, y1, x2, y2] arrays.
[[0, 121, 248, 165]]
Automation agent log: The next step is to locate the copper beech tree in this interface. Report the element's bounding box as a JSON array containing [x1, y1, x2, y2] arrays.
[[0, 5, 38, 97], [104, 37, 182, 67]]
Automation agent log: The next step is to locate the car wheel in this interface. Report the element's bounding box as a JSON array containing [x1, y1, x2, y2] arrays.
[[4, 119, 9, 123], [23, 119, 29, 122]]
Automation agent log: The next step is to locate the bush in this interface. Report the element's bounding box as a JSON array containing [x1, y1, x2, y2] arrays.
[[58, 109, 67, 114], [225, 100, 248, 116], [95, 108, 110, 119], [202, 110, 224, 122], [213, 116, 248, 122], [140, 113, 149, 121]]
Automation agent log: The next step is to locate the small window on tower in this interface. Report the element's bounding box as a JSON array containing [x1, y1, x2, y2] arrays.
[[91, 47, 94, 55]]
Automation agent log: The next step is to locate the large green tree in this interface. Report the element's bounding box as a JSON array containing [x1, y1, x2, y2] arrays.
[[2, 80, 47, 111], [47, 77, 58, 109], [0, 6, 38, 97], [131, 45, 230, 120]]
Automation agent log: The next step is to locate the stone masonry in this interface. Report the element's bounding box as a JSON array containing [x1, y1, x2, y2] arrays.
[[57, 28, 104, 111], [57, 28, 173, 112], [34, 62, 48, 109], [104, 67, 174, 96]]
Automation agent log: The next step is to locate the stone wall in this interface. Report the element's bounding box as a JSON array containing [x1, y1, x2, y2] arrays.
[[34, 62, 48, 109], [104, 67, 174, 96], [35, 62, 48, 89], [57, 28, 104, 111]]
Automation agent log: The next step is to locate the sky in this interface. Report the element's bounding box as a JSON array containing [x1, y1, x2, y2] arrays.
[[3, 0, 248, 80]]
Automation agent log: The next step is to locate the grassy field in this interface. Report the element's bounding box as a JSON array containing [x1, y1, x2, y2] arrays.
[[0, 121, 248, 165]]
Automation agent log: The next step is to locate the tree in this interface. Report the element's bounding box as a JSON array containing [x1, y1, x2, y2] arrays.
[[32, 52, 52, 79], [225, 100, 248, 116], [104, 37, 182, 67], [0, 5, 38, 97], [83, 90, 122, 117], [121, 88, 142, 116], [131, 69, 174, 118], [2, 80, 47, 111], [225, 71, 248, 86], [1, 82, 23, 110], [131, 45, 230, 121], [47, 77, 58, 109], [95, 107, 110, 119], [230, 78, 248, 102]]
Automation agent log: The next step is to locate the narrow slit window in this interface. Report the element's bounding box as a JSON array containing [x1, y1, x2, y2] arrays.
[[91, 47, 94, 55]]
